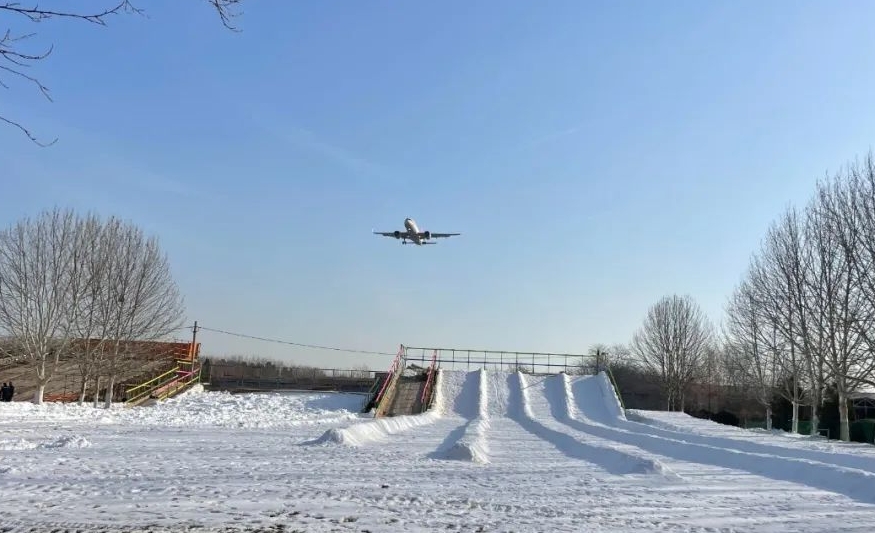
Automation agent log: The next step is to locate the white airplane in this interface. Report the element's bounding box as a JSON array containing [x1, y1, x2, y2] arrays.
[[373, 217, 460, 245]]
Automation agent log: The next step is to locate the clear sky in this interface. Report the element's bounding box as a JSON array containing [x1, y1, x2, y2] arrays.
[[3, 1, 875, 370]]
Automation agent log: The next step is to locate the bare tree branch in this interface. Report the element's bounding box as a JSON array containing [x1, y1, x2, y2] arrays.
[[1, 0, 243, 144], [0, 113, 55, 145]]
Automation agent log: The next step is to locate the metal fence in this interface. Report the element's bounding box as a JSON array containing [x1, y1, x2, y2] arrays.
[[402, 346, 602, 375]]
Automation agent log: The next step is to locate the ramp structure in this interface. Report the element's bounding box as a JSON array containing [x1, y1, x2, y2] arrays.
[[367, 344, 621, 418]]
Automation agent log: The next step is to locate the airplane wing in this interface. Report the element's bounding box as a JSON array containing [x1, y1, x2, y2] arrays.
[[373, 231, 398, 237], [421, 232, 460, 238]]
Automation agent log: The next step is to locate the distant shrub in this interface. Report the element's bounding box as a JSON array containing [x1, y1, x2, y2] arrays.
[[711, 410, 740, 427], [850, 419, 875, 444]]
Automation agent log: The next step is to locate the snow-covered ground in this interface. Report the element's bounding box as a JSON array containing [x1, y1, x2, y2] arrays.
[[2, 371, 875, 532]]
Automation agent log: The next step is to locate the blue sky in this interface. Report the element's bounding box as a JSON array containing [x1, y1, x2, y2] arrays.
[[3, 1, 875, 370]]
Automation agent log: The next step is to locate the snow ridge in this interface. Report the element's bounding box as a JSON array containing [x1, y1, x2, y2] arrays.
[[596, 371, 627, 421], [432, 369, 490, 463]]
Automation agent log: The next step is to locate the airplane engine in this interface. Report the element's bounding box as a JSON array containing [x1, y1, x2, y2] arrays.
[[423, 231, 431, 240], [393, 230, 401, 238]]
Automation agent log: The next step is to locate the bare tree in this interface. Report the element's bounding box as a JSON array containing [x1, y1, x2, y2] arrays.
[[66, 216, 113, 404], [804, 177, 870, 441], [350, 364, 371, 378], [1, 0, 244, 145], [840, 155, 875, 388], [750, 209, 811, 433], [697, 340, 726, 414], [97, 217, 185, 407], [0, 208, 81, 403], [724, 272, 777, 428], [631, 294, 713, 410]]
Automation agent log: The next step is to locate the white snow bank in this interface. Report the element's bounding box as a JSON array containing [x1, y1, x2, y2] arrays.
[[565, 380, 875, 504], [309, 370, 446, 447], [625, 409, 875, 474], [0, 388, 366, 429], [312, 410, 442, 446], [0, 435, 90, 451]]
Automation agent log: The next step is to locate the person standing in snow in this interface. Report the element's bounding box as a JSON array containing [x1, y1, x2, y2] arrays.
[[5, 382, 13, 401], [0, 382, 7, 401]]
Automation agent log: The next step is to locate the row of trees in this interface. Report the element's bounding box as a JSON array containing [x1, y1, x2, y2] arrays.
[[627, 151, 875, 441], [0, 208, 185, 405]]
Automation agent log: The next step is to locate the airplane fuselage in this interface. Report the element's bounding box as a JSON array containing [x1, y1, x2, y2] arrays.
[[403, 217, 421, 244]]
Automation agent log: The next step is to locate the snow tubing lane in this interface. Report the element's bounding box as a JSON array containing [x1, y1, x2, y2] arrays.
[[510, 372, 678, 477], [430, 369, 490, 464]]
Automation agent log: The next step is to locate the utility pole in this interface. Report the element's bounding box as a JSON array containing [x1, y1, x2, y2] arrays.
[[190, 321, 199, 361]]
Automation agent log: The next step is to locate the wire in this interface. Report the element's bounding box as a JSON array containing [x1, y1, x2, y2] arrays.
[[196, 325, 398, 357]]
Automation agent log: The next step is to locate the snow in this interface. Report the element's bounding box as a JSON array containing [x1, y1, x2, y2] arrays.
[[2, 370, 875, 531]]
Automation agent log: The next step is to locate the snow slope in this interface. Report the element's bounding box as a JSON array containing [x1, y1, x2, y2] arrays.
[[2, 370, 875, 532]]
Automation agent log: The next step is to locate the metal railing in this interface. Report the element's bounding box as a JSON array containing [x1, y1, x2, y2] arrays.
[[403, 346, 596, 375], [124, 365, 182, 405], [419, 350, 438, 412], [124, 360, 203, 405], [152, 364, 202, 401]]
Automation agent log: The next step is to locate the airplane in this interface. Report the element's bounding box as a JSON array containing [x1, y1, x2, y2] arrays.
[[373, 217, 460, 245]]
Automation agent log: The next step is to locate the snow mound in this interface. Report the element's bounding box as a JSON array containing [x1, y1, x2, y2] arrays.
[[0, 389, 366, 429], [38, 435, 91, 449], [308, 371, 446, 447], [309, 409, 441, 447], [1, 435, 90, 450], [441, 437, 489, 463]]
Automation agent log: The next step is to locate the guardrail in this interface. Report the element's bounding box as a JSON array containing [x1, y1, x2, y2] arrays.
[[151, 364, 202, 401], [403, 346, 596, 375], [419, 350, 438, 412], [124, 365, 181, 405]]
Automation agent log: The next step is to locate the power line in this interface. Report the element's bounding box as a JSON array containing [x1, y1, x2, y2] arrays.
[[196, 325, 398, 357]]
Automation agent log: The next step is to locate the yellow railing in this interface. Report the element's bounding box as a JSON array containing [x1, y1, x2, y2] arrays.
[[125, 365, 179, 404], [153, 368, 201, 401], [124, 361, 202, 406]]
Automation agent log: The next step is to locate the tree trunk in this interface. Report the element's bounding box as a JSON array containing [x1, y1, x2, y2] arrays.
[[765, 405, 773, 430], [809, 383, 820, 436], [78, 379, 88, 405], [33, 383, 46, 404], [791, 400, 799, 433], [93, 376, 101, 408], [838, 387, 850, 441], [103, 374, 115, 408]]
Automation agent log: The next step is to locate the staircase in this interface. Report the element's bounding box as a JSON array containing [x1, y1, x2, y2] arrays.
[[367, 347, 439, 417], [124, 359, 202, 406], [381, 374, 427, 416]]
